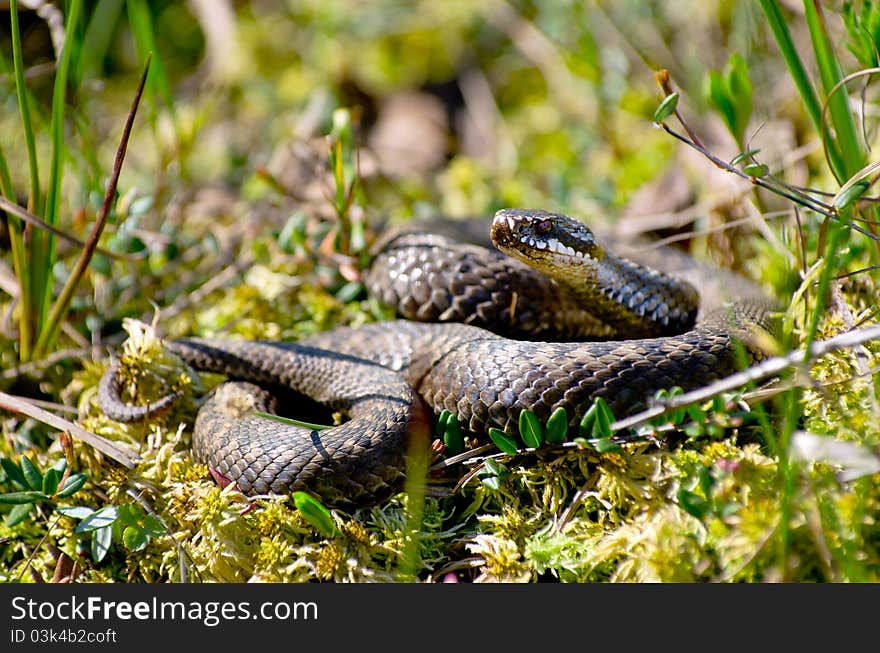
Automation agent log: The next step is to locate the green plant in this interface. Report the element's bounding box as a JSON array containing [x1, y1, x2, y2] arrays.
[[758, 0, 866, 183], [756, 0, 879, 578], [705, 53, 753, 150], [57, 502, 165, 563], [0, 1, 155, 362], [652, 0, 880, 581], [327, 107, 368, 261], [1, 0, 82, 361], [292, 491, 338, 538], [0, 455, 87, 527]]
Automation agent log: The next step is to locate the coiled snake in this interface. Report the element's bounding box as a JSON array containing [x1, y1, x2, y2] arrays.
[[98, 209, 775, 504]]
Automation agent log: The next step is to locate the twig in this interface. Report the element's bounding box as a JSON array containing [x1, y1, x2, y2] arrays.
[[430, 443, 496, 471], [833, 263, 880, 281], [0, 60, 56, 83], [0, 390, 140, 468], [555, 470, 600, 533], [611, 323, 880, 434], [657, 122, 880, 243], [11, 396, 79, 415], [625, 210, 788, 252], [33, 56, 151, 357], [0, 196, 130, 261]]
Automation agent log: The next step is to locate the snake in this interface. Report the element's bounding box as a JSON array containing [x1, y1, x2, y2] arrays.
[[98, 209, 775, 505]]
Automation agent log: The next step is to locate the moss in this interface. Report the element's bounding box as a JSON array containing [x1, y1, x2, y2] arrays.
[[523, 520, 605, 582], [467, 534, 533, 583]]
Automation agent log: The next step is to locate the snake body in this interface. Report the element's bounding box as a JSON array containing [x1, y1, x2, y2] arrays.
[[98, 209, 775, 504]]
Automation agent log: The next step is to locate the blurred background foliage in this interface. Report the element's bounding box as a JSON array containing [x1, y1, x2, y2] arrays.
[[0, 1, 767, 208]]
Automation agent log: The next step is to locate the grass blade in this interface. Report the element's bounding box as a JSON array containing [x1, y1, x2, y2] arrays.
[[8, 0, 42, 216], [8, 0, 40, 359], [757, 0, 846, 180], [32, 0, 84, 355], [0, 390, 139, 468], [0, 142, 30, 356], [76, 0, 125, 83], [43, 0, 84, 276], [803, 0, 865, 180], [34, 58, 150, 358], [126, 0, 174, 109]]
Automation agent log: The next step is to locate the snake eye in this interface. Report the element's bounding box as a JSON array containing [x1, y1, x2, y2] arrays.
[[535, 218, 552, 236]]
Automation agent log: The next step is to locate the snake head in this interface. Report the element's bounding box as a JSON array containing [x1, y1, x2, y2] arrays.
[[491, 209, 604, 270]]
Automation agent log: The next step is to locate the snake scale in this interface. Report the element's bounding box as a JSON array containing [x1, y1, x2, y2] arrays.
[[98, 209, 775, 505]]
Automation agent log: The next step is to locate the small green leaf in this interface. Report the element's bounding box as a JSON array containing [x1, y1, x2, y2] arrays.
[[57, 505, 95, 520], [50, 458, 67, 474], [55, 473, 86, 498], [667, 408, 686, 425], [442, 415, 464, 455], [843, 2, 880, 67], [488, 428, 518, 455], [90, 254, 112, 275], [0, 490, 50, 504], [437, 409, 452, 433], [677, 489, 709, 519], [0, 458, 27, 489], [726, 53, 753, 140], [20, 456, 43, 491], [122, 525, 149, 552], [5, 502, 34, 527], [592, 438, 623, 454], [579, 397, 615, 438], [653, 92, 679, 122], [656, 386, 685, 424], [142, 514, 165, 537], [334, 281, 363, 303], [76, 506, 119, 533], [742, 163, 769, 177], [833, 180, 870, 210], [293, 491, 337, 538], [254, 411, 331, 431], [116, 503, 141, 527], [544, 407, 568, 443], [42, 468, 60, 496], [483, 458, 505, 477], [92, 524, 113, 562], [706, 70, 735, 136], [127, 195, 154, 217], [480, 475, 501, 491], [686, 404, 706, 422], [684, 422, 704, 438], [518, 410, 544, 448], [697, 465, 715, 498], [706, 53, 752, 146], [729, 149, 762, 166], [278, 213, 307, 253]]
